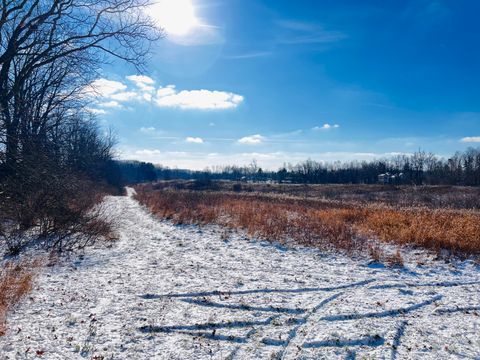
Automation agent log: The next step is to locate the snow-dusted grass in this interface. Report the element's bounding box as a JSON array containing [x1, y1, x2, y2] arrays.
[[134, 185, 480, 257], [1, 190, 479, 359]]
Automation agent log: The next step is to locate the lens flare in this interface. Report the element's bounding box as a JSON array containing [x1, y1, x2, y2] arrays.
[[149, 0, 200, 36]]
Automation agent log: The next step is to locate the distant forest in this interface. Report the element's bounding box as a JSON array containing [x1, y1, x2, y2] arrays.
[[119, 147, 480, 186]]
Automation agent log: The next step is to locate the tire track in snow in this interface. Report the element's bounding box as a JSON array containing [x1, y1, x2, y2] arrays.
[[1, 191, 479, 359]]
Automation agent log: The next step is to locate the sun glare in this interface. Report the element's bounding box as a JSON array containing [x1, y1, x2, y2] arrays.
[[150, 0, 200, 36]]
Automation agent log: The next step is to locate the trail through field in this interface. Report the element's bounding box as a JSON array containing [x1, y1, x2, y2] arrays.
[[1, 190, 480, 359]]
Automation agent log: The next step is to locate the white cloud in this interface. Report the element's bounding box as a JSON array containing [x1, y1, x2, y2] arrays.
[[99, 100, 122, 108], [83, 78, 136, 110], [155, 89, 244, 110], [126, 75, 155, 85], [185, 137, 204, 144], [88, 79, 127, 97], [109, 91, 139, 102], [156, 85, 176, 97], [461, 136, 480, 143], [86, 76, 244, 112], [126, 75, 155, 92], [238, 134, 265, 145], [312, 123, 340, 131], [86, 108, 107, 115]]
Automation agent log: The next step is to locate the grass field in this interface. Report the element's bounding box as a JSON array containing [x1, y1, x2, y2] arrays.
[[135, 181, 480, 262]]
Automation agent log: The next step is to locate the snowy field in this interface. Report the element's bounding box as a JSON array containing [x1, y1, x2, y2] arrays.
[[1, 190, 480, 359]]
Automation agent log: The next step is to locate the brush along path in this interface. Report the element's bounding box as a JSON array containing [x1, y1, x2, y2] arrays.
[[1, 189, 479, 359]]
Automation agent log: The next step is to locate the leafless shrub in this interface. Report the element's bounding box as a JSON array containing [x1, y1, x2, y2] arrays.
[[368, 244, 384, 263], [0, 155, 116, 254], [386, 249, 404, 267]]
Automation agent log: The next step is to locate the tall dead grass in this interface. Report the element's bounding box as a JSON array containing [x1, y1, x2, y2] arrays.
[[359, 208, 480, 254], [135, 185, 480, 259], [0, 260, 39, 336], [149, 180, 480, 210]]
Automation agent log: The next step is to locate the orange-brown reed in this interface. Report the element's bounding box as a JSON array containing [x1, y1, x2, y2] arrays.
[[0, 260, 39, 336], [134, 184, 480, 259]]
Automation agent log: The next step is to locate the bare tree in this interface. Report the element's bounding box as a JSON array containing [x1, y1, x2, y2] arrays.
[[0, 0, 162, 253], [0, 0, 162, 170]]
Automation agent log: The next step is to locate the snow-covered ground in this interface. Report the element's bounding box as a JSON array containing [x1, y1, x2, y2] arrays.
[[1, 190, 480, 359]]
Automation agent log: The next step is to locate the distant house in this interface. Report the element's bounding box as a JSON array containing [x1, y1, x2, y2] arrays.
[[378, 173, 390, 184], [378, 172, 405, 184]]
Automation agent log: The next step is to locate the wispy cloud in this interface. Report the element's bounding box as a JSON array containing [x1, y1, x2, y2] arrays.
[[271, 129, 303, 138], [139, 127, 157, 133], [238, 134, 266, 145], [134, 149, 162, 157], [223, 51, 273, 59], [169, 24, 225, 46], [85, 76, 244, 112], [461, 136, 480, 143], [312, 123, 340, 130], [402, 0, 450, 24], [276, 20, 347, 45]]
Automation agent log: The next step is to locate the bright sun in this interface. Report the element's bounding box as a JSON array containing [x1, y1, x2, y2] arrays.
[[150, 0, 199, 36]]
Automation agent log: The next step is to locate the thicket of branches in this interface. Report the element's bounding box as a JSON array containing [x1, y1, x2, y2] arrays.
[[117, 160, 157, 184], [137, 148, 480, 186], [0, 0, 161, 254]]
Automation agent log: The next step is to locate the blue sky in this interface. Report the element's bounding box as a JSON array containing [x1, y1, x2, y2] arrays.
[[89, 0, 480, 170]]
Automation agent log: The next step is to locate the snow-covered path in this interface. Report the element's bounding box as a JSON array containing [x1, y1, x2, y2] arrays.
[[1, 192, 480, 359]]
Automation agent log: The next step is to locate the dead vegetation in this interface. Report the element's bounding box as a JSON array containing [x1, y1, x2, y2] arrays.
[[0, 259, 40, 336], [0, 168, 118, 255], [135, 182, 480, 261], [150, 180, 480, 210]]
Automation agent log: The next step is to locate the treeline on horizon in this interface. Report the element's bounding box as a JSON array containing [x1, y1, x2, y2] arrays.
[[119, 147, 480, 186]]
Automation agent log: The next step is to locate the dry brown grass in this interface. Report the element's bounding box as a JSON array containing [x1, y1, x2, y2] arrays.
[[136, 189, 356, 249], [151, 180, 480, 210], [358, 208, 480, 254], [135, 183, 480, 260], [0, 259, 40, 336]]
